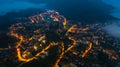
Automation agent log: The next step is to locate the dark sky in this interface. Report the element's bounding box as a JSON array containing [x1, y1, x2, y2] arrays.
[[103, 0, 120, 18], [0, 0, 120, 22], [0, 0, 46, 15]]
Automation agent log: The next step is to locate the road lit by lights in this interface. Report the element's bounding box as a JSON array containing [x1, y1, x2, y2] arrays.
[[82, 42, 92, 58]]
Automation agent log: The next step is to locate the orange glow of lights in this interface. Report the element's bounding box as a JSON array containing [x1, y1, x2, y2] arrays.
[[82, 42, 92, 58], [63, 17, 67, 29], [54, 42, 65, 67], [17, 48, 34, 62]]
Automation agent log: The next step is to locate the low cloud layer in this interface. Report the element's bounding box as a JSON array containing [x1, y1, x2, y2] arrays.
[[103, 0, 120, 18], [103, 24, 120, 38], [0, 1, 46, 15]]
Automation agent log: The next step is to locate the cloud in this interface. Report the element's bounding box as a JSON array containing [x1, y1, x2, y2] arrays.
[[103, 24, 120, 38], [103, 0, 120, 18], [0, 1, 46, 15]]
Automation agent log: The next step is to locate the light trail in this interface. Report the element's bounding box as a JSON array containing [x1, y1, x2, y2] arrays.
[[66, 25, 77, 34], [54, 37, 77, 67], [0, 48, 10, 50], [54, 42, 65, 67], [9, 32, 25, 48], [35, 44, 51, 57], [82, 42, 92, 58], [17, 42, 59, 63], [82, 27, 89, 31], [29, 11, 67, 29], [17, 43, 52, 62], [65, 37, 77, 53], [0, 45, 11, 50], [17, 48, 34, 62], [9, 24, 89, 66], [63, 17, 67, 29]]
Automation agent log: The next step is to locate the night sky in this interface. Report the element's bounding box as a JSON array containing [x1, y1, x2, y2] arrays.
[[103, 0, 120, 18], [0, 0, 120, 20]]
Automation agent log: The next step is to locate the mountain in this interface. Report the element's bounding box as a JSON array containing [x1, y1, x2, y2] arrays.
[[46, 0, 119, 23], [0, 8, 45, 31]]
